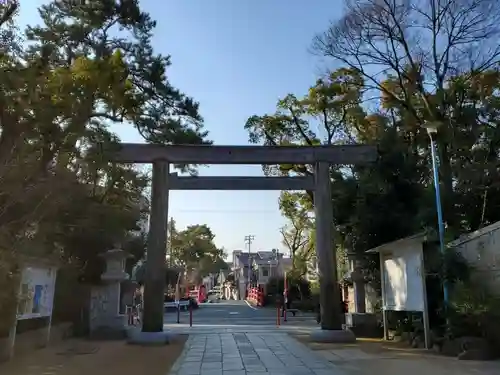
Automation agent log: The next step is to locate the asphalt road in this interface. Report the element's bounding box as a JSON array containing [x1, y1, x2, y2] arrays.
[[163, 300, 316, 327]]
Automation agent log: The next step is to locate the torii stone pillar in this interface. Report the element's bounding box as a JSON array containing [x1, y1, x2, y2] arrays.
[[314, 162, 340, 329], [311, 162, 355, 342], [143, 161, 169, 332], [129, 161, 170, 344]]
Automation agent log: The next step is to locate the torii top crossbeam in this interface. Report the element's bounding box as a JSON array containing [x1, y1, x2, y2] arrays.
[[112, 143, 377, 165]]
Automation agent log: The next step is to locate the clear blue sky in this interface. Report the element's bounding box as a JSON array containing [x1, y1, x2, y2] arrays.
[[18, 0, 341, 255]]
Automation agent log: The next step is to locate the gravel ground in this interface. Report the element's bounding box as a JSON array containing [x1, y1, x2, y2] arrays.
[[0, 335, 188, 375]]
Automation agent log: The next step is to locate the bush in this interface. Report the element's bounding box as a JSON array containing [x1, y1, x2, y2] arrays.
[[266, 276, 284, 297], [309, 280, 320, 295], [423, 247, 500, 350], [265, 275, 311, 301], [448, 280, 500, 348], [424, 248, 472, 334], [264, 275, 314, 308]]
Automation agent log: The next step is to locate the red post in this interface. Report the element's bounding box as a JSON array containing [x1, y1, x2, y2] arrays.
[[189, 301, 193, 327], [276, 303, 281, 327], [257, 286, 264, 306]]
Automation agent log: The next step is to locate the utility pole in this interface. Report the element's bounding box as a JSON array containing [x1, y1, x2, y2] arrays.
[[167, 217, 174, 267], [276, 248, 280, 278], [244, 235, 255, 285]]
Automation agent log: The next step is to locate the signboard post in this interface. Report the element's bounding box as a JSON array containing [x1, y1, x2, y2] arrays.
[[6, 258, 59, 360], [367, 233, 431, 349], [44, 269, 58, 346]]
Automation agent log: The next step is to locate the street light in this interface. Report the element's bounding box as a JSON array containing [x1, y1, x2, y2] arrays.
[[422, 121, 449, 306]]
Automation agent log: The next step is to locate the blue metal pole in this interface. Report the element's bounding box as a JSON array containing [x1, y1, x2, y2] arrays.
[[429, 135, 449, 305]]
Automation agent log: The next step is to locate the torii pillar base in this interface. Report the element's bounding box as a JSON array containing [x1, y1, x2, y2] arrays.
[[310, 328, 356, 344], [127, 330, 172, 346]]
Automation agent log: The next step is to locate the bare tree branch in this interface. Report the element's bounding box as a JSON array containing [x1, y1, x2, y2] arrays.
[[313, 0, 500, 117]]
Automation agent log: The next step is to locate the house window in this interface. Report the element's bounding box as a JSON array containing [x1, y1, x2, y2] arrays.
[[262, 268, 269, 277]]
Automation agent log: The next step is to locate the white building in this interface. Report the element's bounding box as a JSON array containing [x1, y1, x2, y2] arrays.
[[231, 249, 292, 298], [449, 220, 500, 294]]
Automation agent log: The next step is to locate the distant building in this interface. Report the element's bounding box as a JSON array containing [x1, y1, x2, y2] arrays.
[[231, 249, 292, 299]]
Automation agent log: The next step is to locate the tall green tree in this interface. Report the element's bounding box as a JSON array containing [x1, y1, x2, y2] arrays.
[[245, 68, 425, 274], [0, 0, 212, 334], [21, 0, 210, 172], [170, 224, 226, 284], [279, 192, 313, 270], [312, 0, 500, 232], [247, 63, 500, 297]]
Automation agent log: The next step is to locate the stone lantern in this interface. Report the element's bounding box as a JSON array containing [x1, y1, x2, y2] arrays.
[[101, 247, 131, 282], [346, 251, 366, 313], [89, 246, 132, 337], [343, 252, 379, 337]]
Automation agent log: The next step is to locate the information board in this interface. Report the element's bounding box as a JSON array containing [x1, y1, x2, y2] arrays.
[[17, 266, 57, 320], [382, 248, 425, 312]]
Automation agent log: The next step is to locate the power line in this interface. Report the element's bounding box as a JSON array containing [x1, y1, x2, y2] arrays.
[[244, 234, 255, 249], [167, 217, 174, 267], [172, 209, 277, 213], [244, 235, 255, 285]]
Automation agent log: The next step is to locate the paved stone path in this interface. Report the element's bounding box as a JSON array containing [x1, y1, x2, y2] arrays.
[[169, 332, 342, 375]]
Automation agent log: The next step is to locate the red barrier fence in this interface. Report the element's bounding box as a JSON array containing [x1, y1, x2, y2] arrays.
[[246, 285, 264, 306]]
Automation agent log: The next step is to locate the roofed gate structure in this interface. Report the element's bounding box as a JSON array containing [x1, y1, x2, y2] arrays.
[[112, 143, 377, 343]]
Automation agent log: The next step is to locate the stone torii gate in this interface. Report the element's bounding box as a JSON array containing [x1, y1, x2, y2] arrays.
[[114, 143, 376, 343]]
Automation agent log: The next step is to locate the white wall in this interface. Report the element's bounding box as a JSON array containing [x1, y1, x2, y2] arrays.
[[258, 265, 271, 284], [452, 223, 500, 294]]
